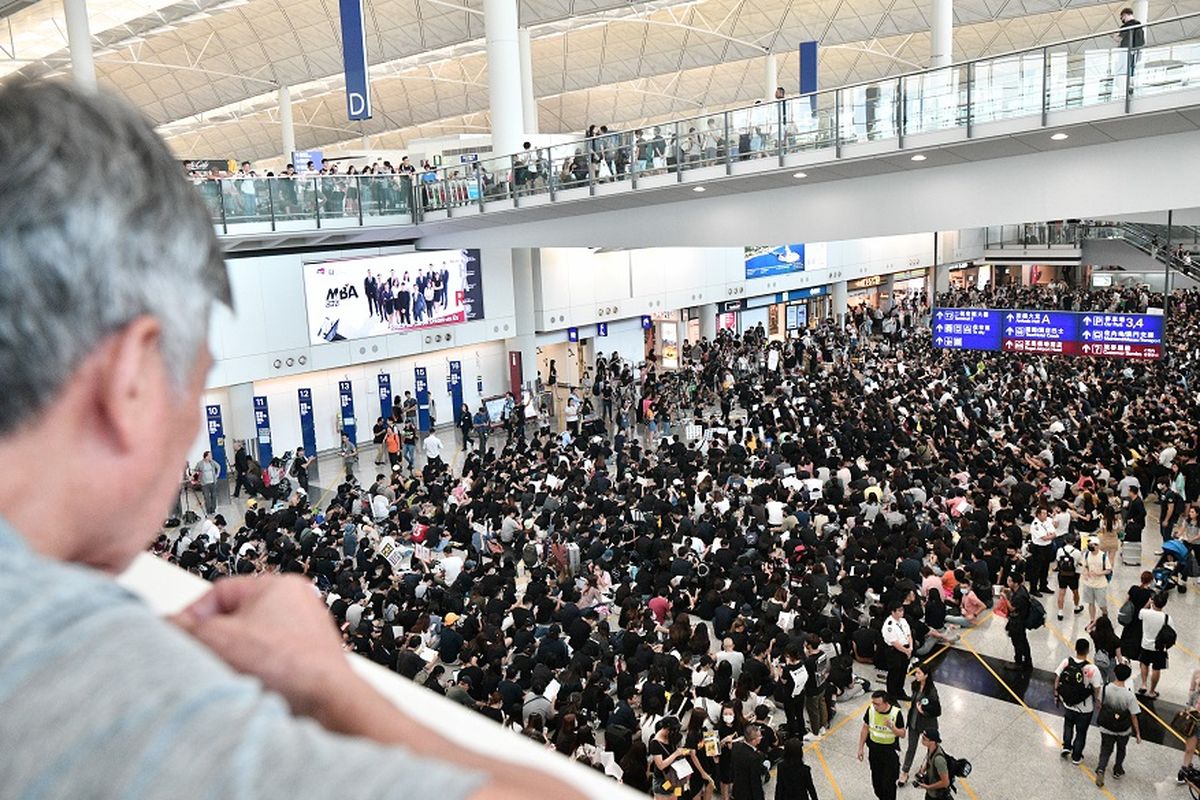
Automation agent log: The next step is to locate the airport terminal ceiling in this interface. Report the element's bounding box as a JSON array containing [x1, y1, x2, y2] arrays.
[[4, 0, 1200, 162]]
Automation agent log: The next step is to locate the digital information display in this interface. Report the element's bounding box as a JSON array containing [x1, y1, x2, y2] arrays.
[[932, 308, 1163, 360]]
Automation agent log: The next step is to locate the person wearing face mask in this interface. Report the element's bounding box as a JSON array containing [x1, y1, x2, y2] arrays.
[[1079, 536, 1112, 625], [717, 703, 743, 800]]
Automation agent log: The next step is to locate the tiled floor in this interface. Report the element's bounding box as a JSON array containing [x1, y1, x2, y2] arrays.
[[194, 432, 1200, 800]]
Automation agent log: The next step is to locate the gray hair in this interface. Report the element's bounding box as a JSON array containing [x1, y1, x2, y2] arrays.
[[0, 80, 229, 434]]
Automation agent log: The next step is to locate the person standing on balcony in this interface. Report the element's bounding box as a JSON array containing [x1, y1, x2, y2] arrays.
[[1118, 7, 1146, 84]]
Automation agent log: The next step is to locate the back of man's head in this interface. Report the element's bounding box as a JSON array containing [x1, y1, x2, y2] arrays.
[[0, 80, 228, 435]]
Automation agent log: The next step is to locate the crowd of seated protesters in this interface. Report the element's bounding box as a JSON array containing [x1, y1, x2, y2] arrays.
[[160, 284, 1200, 797]]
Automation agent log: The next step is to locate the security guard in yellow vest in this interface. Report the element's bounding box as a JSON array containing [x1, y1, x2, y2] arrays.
[[857, 690, 905, 800]]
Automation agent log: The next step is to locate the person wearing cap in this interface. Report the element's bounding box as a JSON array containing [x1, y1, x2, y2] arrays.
[[915, 729, 952, 799], [447, 674, 476, 709], [858, 691, 905, 800]]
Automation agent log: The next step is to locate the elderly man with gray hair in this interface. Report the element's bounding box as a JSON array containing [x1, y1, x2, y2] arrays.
[[0, 80, 581, 800]]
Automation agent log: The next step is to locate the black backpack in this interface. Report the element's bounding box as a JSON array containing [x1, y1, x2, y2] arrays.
[[1057, 549, 1077, 575], [932, 747, 972, 794], [1156, 614, 1177, 651], [1057, 659, 1092, 706], [1025, 596, 1046, 630], [1097, 686, 1133, 732]]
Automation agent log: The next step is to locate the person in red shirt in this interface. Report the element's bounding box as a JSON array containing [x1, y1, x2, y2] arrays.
[[648, 594, 672, 625]]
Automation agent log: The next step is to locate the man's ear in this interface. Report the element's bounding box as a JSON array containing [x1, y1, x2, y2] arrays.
[[92, 317, 166, 454]]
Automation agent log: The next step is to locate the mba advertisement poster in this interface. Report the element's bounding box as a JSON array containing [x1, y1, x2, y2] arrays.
[[304, 249, 484, 345]]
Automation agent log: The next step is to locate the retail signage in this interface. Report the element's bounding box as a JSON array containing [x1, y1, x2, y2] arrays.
[[297, 388, 317, 457], [303, 249, 484, 345], [377, 373, 392, 420], [784, 286, 826, 301], [182, 158, 236, 175], [338, 0, 372, 120], [851, 275, 883, 289], [744, 244, 805, 279], [449, 361, 464, 427], [785, 304, 808, 331], [338, 380, 357, 443], [414, 367, 431, 432], [252, 395, 273, 465], [932, 308, 1163, 359], [597, 322, 608, 337], [719, 300, 746, 313], [567, 326, 579, 343], [204, 404, 228, 479]]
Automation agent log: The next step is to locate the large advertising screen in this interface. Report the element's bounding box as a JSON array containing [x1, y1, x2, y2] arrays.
[[745, 244, 805, 279], [932, 307, 1163, 360], [304, 249, 484, 345]]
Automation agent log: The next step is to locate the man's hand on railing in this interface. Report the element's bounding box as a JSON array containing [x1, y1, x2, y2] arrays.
[[174, 574, 588, 800]]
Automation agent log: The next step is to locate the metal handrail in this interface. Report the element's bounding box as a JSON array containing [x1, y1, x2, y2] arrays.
[[204, 11, 1200, 232], [479, 10, 1200, 166]]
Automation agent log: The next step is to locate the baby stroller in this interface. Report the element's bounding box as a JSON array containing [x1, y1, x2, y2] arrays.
[[1156, 539, 1196, 593]]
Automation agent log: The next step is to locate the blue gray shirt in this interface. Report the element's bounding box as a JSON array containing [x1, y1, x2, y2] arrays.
[[0, 518, 484, 800]]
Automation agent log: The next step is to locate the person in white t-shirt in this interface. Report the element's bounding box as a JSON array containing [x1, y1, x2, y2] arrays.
[[1054, 638, 1102, 764], [1054, 536, 1083, 621], [1079, 539, 1112, 624], [423, 430, 444, 465], [1137, 594, 1170, 697]]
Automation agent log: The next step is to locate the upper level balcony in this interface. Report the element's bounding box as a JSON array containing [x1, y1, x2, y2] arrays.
[[203, 12, 1200, 247]]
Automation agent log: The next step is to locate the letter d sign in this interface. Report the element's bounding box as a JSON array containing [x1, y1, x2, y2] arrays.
[[339, 0, 373, 121]]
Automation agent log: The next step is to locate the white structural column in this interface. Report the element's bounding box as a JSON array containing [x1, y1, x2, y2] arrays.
[[699, 303, 718, 342], [831, 280, 849, 326], [1133, 0, 1149, 24], [279, 85, 296, 163], [930, 0, 953, 68], [764, 52, 779, 99], [63, 0, 97, 91], [484, 0, 524, 158], [506, 248, 538, 400], [518, 28, 538, 136], [931, 263, 950, 297], [226, 383, 257, 451]]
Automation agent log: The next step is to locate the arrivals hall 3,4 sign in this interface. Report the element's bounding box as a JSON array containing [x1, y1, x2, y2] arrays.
[[932, 308, 1163, 360]]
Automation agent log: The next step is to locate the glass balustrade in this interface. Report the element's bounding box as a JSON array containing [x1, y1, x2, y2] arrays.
[[199, 13, 1200, 233]]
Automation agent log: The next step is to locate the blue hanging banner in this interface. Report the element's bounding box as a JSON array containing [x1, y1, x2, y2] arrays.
[[449, 360, 464, 427], [298, 388, 317, 457], [338, 0, 372, 120], [799, 41, 819, 114], [205, 404, 228, 479], [597, 322, 608, 337], [338, 380, 357, 443], [641, 315, 653, 330], [377, 373, 392, 420], [414, 367, 431, 432], [567, 326, 579, 342], [252, 395, 273, 465]]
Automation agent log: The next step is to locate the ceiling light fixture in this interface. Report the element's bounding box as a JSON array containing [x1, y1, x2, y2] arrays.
[[910, 154, 927, 162], [693, 186, 706, 193], [1051, 132, 1070, 141], [793, 172, 807, 179]]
